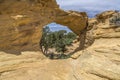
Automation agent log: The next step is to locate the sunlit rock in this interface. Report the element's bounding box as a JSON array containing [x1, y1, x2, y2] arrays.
[[0, 0, 87, 52]]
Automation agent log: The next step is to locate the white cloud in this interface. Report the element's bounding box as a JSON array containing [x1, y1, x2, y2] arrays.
[[56, 0, 120, 11]]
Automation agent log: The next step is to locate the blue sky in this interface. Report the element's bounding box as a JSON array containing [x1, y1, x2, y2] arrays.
[[56, 0, 120, 17], [47, 0, 120, 31], [56, 0, 120, 11], [47, 23, 72, 32]]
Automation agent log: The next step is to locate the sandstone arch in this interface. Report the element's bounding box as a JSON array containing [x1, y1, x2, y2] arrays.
[[0, 0, 88, 53]]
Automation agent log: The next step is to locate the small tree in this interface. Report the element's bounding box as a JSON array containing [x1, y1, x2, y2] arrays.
[[40, 26, 77, 58], [40, 26, 51, 53], [66, 32, 76, 40]]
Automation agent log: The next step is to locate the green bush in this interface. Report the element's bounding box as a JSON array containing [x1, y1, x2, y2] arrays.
[[109, 13, 120, 24], [40, 26, 77, 54]]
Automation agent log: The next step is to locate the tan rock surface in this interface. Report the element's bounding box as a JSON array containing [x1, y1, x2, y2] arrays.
[[0, 37, 120, 80], [96, 10, 118, 23], [0, 1, 120, 80], [0, 16, 120, 80], [0, 0, 87, 52]]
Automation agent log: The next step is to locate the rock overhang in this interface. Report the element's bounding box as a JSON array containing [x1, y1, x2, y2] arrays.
[[0, 0, 88, 52]]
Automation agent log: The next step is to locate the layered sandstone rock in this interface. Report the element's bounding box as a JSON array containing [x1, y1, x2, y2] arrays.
[[96, 10, 118, 23], [71, 11, 120, 79], [0, 10, 120, 80], [0, 0, 87, 52]]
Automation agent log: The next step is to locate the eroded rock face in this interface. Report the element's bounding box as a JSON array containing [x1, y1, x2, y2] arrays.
[[71, 11, 120, 79], [0, 11, 120, 80], [0, 0, 88, 52], [96, 10, 118, 23]]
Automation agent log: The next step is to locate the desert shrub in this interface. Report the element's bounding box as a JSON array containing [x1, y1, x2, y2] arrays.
[[66, 32, 77, 40], [63, 38, 73, 46], [40, 26, 77, 54], [109, 13, 120, 25]]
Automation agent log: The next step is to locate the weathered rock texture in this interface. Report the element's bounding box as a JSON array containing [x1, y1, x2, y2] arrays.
[[0, 0, 87, 52], [0, 10, 120, 80]]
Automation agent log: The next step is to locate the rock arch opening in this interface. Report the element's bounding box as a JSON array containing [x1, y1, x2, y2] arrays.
[[40, 22, 80, 59], [0, 0, 90, 55]]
